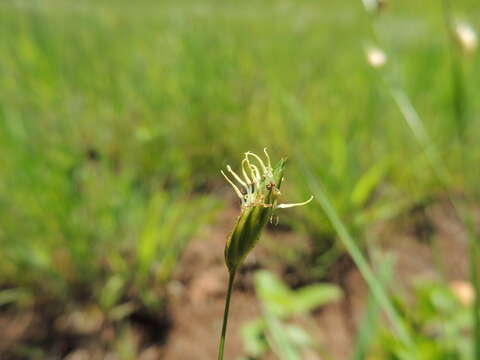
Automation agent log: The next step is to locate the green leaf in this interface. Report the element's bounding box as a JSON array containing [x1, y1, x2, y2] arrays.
[[351, 158, 390, 207], [255, 270, 293, 317], [241, 319, 268, 357], [284, 325, 312, 347], [255, 270, 342, 317], [0, 288, 32, 307], [99, 275, 125, 310], [290, 284, 343, 315]]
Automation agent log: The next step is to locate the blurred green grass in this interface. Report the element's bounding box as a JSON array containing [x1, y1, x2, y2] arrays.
[[0, 0, 479, 356]]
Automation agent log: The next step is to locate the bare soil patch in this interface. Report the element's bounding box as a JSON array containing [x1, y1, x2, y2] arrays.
[[0, 202, 470, 359]]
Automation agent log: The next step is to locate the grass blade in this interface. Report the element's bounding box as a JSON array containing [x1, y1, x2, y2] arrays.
[[301, 160, 414, 350], [351, 251, 394, 360]]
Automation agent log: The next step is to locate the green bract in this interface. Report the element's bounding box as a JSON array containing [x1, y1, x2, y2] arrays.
[[221, 149, 312, 273]]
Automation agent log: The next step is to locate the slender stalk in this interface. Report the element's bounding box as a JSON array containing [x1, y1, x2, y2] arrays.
[[441, 2, 479, 355], [218, 270, 236, 360], [380, 58, 480, 360], [469, 242, 480, 360], [441, 0, 467, 139], [352, 252, 392, 360], [358, 0, 478, 356], [461, 212, 480, 360], [302, 166, 414, 350]]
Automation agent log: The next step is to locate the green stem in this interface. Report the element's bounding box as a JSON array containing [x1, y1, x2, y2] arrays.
[[383, 68, 480, 359], [461, 212, 480, 360], [303, 168, 414, 350], [218, 270, 236, 360]]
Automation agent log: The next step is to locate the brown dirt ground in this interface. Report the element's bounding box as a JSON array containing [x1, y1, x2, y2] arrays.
[[0, 201, 471, 360], [161, 201, 470, 360]]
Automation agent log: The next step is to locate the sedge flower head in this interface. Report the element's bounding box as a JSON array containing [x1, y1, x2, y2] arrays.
[[221, 149, 313, 272]]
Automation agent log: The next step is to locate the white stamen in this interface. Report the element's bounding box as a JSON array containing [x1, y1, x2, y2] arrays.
[[263, 148, 272, 169], [245, 152, 268, 174], [277, 196, 314, 209], [249, 164, 261, 183], [227, 165, 247, 188], [243, 156, 255, 184], [241, 159, 252, 185], [221, 170, 244, 201]]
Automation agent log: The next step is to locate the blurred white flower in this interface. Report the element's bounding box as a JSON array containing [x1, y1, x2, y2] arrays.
[[362, 0, 377, 12], [366, 47, 387, 68], [362, 0, 386, 13], [455, 22, 477, 53]]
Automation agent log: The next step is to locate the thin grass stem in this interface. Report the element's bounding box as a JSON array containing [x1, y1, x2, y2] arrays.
[[440, 2, 479, 355], [217, 270, 236, 360], [380, 57, 480, 360], [301, 161, 414, 350]]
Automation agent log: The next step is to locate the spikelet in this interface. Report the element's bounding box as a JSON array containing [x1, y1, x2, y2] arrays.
[[221, 149, 312, 273]]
